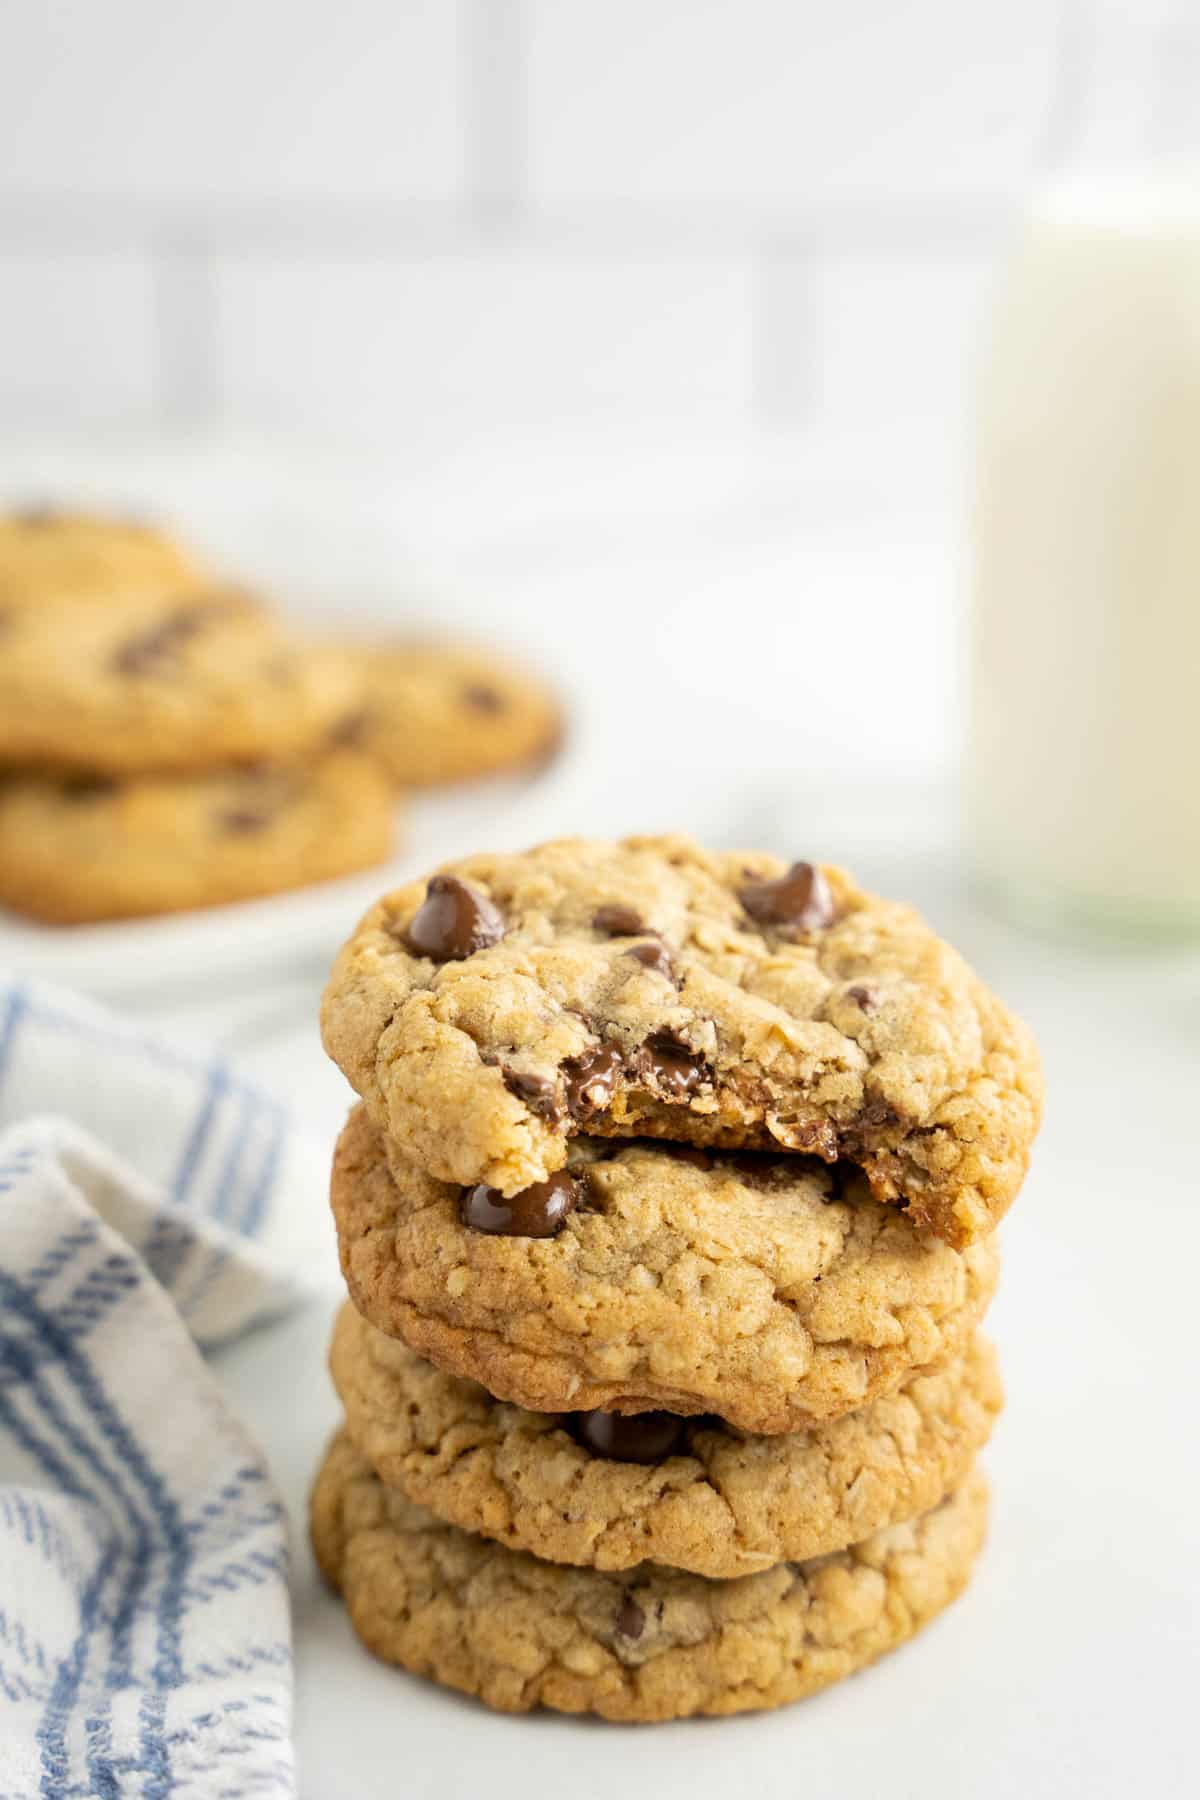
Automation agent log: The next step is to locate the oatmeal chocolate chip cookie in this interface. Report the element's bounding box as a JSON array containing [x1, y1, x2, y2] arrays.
[[347, 636, 563, 789], [0, 752, 397, 924], [321, 836, 1042, 1246], [330, 1107, 999, 1435], [331, 1303, 1002, 1578], [0, 586, 363, 774], [0, 506, 200, 606], [311, 1431, 989, 1721]]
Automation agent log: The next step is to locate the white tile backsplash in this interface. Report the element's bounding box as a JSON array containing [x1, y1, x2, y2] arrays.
[[0, 0, 464, 207], [809, 249, 997, 425], [526, 0, 1061, 217], [0, 4, 1170, 441], [211, 248, 756, 431], [0, 250, 159, 425]]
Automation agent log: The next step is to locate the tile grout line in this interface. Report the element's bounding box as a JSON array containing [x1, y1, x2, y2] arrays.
[[1034, 0, 1093, 173], [752, 238, 818, 428], [0, 195, 1015, 258], [152, 235, 221, 432], [462, 0, 526, 232]]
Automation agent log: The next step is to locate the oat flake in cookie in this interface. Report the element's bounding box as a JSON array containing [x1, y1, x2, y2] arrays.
[[321, 835, 1042, 1245], [328, 1107, 999, 1435], [311, 1431, 990, 1721]]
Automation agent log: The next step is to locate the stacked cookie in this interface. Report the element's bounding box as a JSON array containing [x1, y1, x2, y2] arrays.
[[0, 509, 395, 922], [315, 836, 1041, 1721]]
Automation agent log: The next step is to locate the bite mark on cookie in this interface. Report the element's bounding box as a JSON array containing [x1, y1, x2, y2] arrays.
[[562, 1043, 623, 1119]]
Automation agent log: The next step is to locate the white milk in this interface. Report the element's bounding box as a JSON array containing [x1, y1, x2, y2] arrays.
[[969, 176, 1200, 938]]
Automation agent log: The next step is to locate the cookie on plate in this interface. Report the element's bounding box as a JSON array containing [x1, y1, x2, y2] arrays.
[[0, 751, 397, 924], [321, 835, 1042, 1246], [0, 586, 363, 774], [332, 1302, 1002, 1577], [348, 637, 563, 788], [311, 1430, 989, 1721], [0, 506, 200, 606], [330, 1107, 999, 1435]]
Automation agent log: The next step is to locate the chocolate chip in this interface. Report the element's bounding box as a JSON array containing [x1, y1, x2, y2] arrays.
[[739, 861, 834, 933], [219, 807, 272, 835], [626, 941, 674, 979], [728, 1151, 782, 1187], [771, 1116, 839, 1160], [328, 709, 369, 749], [462, 683, 505, 714], [460, 1169, 579, 1237], [846, 984, 877, 1013], [61, 774, 117, 801], [593, 904, 645, 937], [571, 1410, 687, 1464], [404, 875, 505, 962], [634, 1031, 706, 1100], [111, 599, 232, 676], [615, 1598, 645, 1640], [501, 1067, 563, 1122], [562, 1043, 623, 1119], [842, 1098, 899, 1149]]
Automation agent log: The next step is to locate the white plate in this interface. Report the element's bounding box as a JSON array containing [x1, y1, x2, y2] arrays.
[[0, 734, 589, 998]]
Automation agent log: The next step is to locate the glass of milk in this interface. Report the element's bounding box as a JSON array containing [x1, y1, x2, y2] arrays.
[[968, 171, 1200, 940]]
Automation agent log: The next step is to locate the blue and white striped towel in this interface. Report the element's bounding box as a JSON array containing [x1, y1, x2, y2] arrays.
[[0, 976, 318, 1799]]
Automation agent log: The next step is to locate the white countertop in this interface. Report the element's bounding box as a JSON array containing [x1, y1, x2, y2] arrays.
[[157, 843, 1200, 1800], [5, 432, 1197, 1797]]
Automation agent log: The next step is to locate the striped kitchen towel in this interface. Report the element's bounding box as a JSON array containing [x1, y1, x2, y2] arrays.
[[0, 976, 317, 1798]]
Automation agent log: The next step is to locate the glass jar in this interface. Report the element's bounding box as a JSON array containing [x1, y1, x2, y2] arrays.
[[968, 173, 1200, 939], [968, 1, 1200, 939]]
